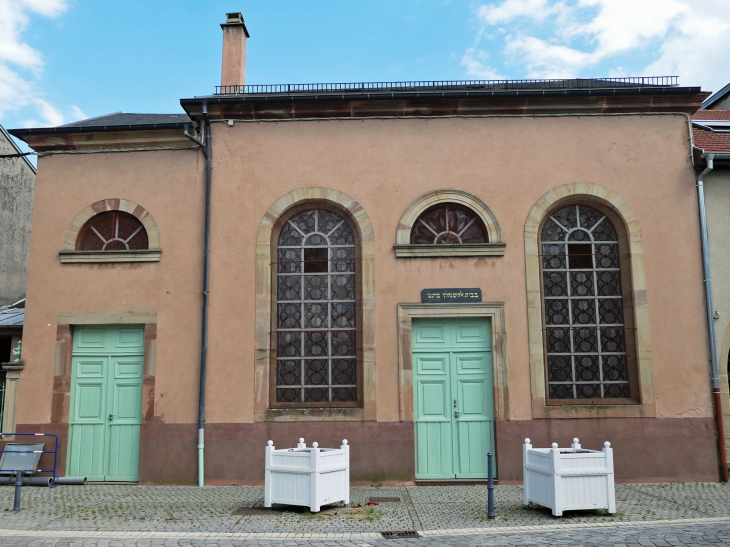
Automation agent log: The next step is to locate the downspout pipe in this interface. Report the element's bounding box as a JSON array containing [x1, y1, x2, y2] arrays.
[[184, 102, 212, 487], [696, 152, 729, 482]]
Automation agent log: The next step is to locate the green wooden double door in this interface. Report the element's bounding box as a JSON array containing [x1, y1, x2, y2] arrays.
[[413, 318, 495, 479], [67, 325, 144, 482]]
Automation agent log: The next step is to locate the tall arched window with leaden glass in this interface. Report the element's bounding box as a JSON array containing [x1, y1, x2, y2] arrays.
[[273, 208, 359, 405], [541, 204, 634, 400]]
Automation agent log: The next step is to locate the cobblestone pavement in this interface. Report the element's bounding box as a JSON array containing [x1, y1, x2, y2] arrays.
[[0, 482, 727, 537], [0, 521, 727, 546]]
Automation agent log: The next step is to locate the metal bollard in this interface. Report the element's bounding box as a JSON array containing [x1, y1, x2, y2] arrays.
[[487, 452, 495, 519], [13, 471, 23, 512]]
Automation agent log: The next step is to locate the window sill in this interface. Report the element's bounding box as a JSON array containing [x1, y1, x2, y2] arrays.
[[393, 243, 506, 258], [532, 401, 655, 419], [256, 407, 365, 422], [59, 250, 161, 264]]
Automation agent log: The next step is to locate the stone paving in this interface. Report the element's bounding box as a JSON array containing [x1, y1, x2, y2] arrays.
[[0, 482, 727, 538], [0, 521, 728, 546]]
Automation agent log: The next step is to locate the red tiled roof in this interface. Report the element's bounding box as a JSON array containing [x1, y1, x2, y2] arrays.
[[693, 127, 730, 153], [693, 110, 730, 120], [692, 110, 730, 152]]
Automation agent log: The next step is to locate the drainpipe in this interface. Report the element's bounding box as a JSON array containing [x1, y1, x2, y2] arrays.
[[184, 101, 212, 487], [696, 152, 729, 482]]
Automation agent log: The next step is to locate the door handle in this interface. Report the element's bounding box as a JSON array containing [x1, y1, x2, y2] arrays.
[[108, 414, 114, 422], [454, 410, 462, 418]]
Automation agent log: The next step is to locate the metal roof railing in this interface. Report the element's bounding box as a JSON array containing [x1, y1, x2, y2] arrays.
[[215, 76, 679, 96]]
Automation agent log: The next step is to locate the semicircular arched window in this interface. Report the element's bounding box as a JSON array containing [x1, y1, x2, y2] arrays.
[[273, 208, 359, 406], [410, 203, 488, 244], [76, 211, 149, 251], [541, 204, 634, 401]]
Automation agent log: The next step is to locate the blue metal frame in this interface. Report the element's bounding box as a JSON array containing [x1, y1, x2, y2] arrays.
[[0, 432, 59, 487]]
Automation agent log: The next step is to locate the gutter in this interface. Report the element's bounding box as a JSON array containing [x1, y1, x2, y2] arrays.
[[695, 150, 730, 482], [184, 104, 212, 488]]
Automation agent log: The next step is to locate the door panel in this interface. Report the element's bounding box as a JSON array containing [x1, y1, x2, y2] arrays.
[[68, 326, 144, 482], [413, 352, 453, 478], [413, 319, 494, 480]]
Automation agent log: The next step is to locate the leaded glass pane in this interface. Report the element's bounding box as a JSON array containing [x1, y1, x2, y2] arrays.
[[277, 276, 301, 301], [277, 361, 301, 386], [304, 388, 329, 402], [277, 303, 301, 329], [275, 209, 357, 403], [331, 302, 355, 328], [541, 204, 629, 400]]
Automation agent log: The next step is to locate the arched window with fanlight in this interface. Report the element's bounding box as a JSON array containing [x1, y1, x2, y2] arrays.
[[272, 207, 360, 407], [76, 211, 149, 251], [540, 203, 637, 401], [410, 203, 488, 244]]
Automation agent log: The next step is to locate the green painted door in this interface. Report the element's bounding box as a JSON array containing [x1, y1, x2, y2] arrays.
[[68, 325, 144, 482], [413, 318, 494, 479]]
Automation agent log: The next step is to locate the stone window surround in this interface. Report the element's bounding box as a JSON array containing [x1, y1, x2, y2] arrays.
[[396, 302, 510, 423], [59, 199, 161, 264], [255, 187, 376, 422], [525, 182, 656, 419], [394, 189, 506, 258], [49, 310, 157, 429]]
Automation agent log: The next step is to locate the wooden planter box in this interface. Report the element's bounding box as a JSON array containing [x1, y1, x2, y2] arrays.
[[264, 438, 350, 512], [523, 438, 616, 516]]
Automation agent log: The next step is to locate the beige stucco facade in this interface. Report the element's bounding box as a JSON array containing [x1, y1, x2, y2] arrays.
[[702, 166, 730, 465], [9, 99, 722, 483]]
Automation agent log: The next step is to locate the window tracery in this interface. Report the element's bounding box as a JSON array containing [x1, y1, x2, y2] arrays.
[[76, 211, 149, 251], [410, 203, 488, 244]]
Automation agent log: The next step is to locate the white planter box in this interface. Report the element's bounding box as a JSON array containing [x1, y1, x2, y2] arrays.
[[264, 438, 350, 512], [523, 438, 616, 516]]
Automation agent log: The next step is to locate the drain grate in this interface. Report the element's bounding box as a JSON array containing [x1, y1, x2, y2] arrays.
[[368, 496, 402, 503], [381, 531, 420, 539]]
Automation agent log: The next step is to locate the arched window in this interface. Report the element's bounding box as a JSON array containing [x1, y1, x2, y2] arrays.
[[273, 207, 359, 405], [410, 203, 488, 244], [76, 211, 149, 251], [541, 204, 632, 400]]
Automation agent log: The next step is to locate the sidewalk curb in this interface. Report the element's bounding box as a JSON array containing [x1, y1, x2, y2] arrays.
[[0, 516, 728, 541]]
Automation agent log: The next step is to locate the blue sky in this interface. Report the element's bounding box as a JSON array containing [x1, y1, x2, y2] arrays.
[[1, 0, 729, 155]]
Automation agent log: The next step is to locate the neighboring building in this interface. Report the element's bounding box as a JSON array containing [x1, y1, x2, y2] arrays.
[[0, 126, 35, 307], [0, 299, 24, 433], [701, 83, 730, 110], [0, 125, 35, 437], [7, 14, 721, 485], [692, 105, 730, 471]]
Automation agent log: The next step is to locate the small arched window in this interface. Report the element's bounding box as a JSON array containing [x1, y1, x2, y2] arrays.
[[273, 207, 359, 406], [541, 204, 632, 400], [410, 203, 488, 244], [76, 211, 149, 251]]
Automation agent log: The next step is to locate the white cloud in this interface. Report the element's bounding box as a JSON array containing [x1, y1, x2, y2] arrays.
[[465, 0, 730, 92], [461, 48, 504, 79], [478, 0, 559, 25], [0, 0, 85, 127]]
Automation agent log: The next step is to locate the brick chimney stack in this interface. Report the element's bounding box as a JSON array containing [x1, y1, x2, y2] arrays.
[[221, 12, 249, 89]]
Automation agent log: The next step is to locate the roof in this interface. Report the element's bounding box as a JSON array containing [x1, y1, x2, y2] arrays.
[[9, 113, 192, 137], [693, 110, 730, 154], [62, 113, 192, 127], [212, 76, 682, 96], [694, 110, 730, 120], [0, 124, 36, 173], [700, 82, 730, 110], [0, 299, 24, 328]]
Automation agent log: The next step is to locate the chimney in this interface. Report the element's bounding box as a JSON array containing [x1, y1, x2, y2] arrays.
[[221, 12, 249, 88]]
